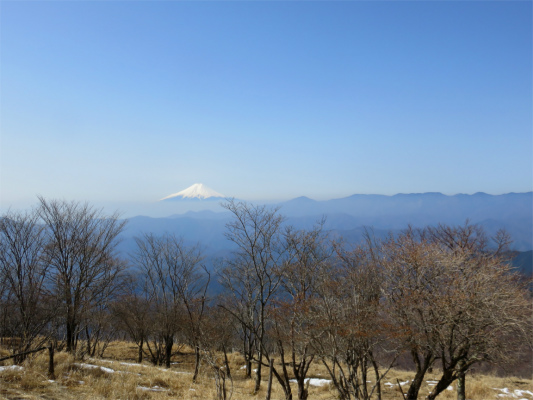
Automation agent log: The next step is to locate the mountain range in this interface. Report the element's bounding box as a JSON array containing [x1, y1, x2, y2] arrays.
[[117, 191, 533, 275]]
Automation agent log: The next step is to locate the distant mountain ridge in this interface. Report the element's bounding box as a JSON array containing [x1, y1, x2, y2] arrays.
[[277, 192, 532, 226], [118, 192, 532, 268]]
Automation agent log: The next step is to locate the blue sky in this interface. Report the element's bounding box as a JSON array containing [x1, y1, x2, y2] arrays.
[[1, 1, 531, 215]]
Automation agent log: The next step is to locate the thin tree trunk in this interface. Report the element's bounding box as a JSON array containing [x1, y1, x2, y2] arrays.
[[254, 349, 263, 393], [138, 337, 144, 363], [48, 344, 55, 380], [361, 357, 368, 400], [85, 325, 91, 357], [427, 370, 455, 400], [371, 356, 382, 400], [66, 320, 74, 354], [192, 345, 201, 382], [164, 336, 173, 368], [244, 334, 252, 378], [405, 351, 432, 400], [223, 345, 232, 380], [457, 360, 466, 400], [266, 358, 274, 400]]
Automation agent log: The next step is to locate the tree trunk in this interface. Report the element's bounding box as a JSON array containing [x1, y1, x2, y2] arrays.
[[164, 336, 173, 369], [244, 334, 252, 378], [138, 337, 144, 363], [48, 344, 55, 380], [223, 345, 232, 380], [406, 370, 426, 400], [457, 360, 466, 400], [371, 356, 382, 400], [361, 357, 368, 400], [266, 358, 274, 400], [427, 370, 454, 400], [66, 320, 74, 354], [85, 325, 91, 357], [405, 351, 432, 400], [254, 350, 263, 393], [297, 377, 309, 400], [192, 345, 201, 382]]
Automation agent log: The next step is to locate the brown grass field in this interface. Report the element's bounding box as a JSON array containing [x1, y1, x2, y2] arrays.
[[1, 341, 531, 400]]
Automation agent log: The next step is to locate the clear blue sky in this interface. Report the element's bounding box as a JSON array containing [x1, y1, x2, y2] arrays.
[[1, 1, 531, 214]]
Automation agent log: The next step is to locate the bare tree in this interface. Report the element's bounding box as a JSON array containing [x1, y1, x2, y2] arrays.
[[314, 235, 397, 400], [38, 197, 126, 355], [218, 199, 286, 393], [112, 272, 153, 363], [217, 257, 258, 379], [0, 209, 56, 360], [198, 302, 237, 400], [267, 223, 334, 400], [423, 224, 532, 400], [133, 233, 207, 375], [381, 224, 532, 400]]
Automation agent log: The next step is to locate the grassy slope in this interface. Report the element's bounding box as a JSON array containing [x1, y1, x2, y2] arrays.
[[1, 341, 531, 400]]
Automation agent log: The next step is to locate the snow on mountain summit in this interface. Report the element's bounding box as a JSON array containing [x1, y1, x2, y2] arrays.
[[160, 183, 225, 201]]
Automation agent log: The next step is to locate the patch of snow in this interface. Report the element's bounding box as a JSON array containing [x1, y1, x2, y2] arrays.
[[493, 388, 533, 399], [289, 378, 332, 387], [494, 388, 511, 394], [515, 390, 533, 397], [400, 380, 410, 386], [73, 363, 115, 374], [137, 385, 168, 392], [0, 365, 23, 372], [120, 362, 146, 367], [158, 368, 191, 375], [447, 386, 453, 391], [427, 380, 439, 384]]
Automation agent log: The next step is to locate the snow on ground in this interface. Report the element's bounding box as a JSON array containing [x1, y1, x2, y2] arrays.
[[137, 385, 168, 392], [88, 358, 190, 375], [493, 387, 533, 399], [288, 378, 332, 387], [0, 365, 23, 372], [515, 390, 533, 398], [90, 358, 147, 368], [73, 363, 115, 374], [119, 361, 148, 368]]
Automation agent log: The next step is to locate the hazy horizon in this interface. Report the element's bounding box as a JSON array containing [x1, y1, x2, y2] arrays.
[[2, 188, 532, 220]]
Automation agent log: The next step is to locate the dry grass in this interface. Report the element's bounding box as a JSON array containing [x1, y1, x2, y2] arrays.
[[1, 341, 531, 400]]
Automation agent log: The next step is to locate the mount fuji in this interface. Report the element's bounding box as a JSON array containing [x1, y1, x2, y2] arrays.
[[160, 183, 226, 201]]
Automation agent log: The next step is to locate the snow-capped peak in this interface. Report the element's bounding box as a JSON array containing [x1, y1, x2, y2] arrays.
[[160, 183, 225, 201]]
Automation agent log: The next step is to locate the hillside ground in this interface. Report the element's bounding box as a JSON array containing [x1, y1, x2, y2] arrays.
[[1, 341, 531, 400]]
